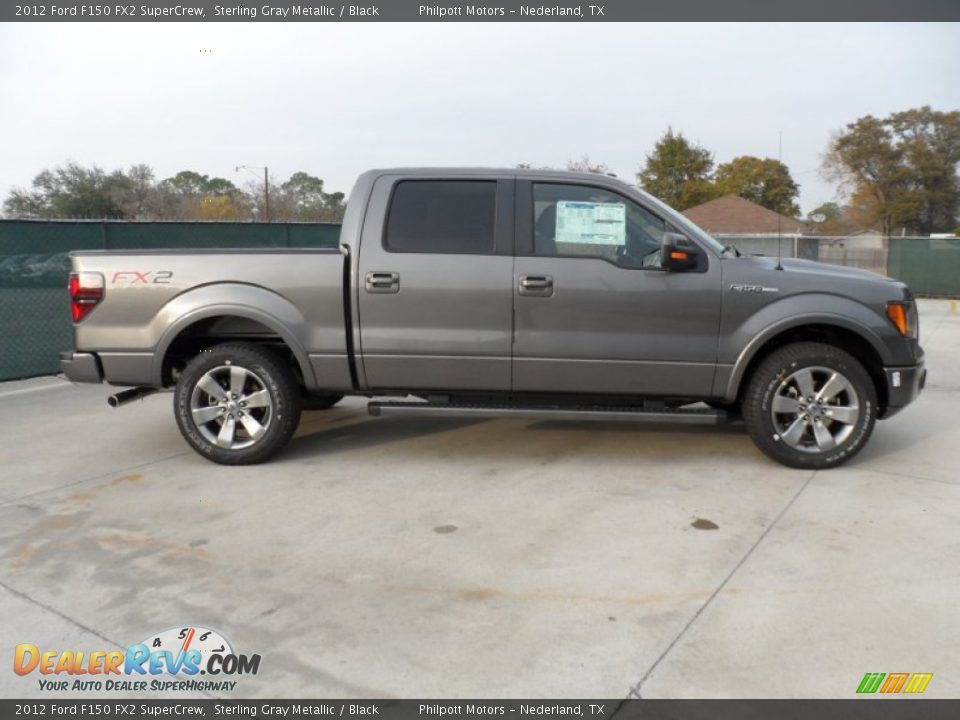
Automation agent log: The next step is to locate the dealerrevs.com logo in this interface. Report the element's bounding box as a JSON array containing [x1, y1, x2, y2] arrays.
[[14, 626, 260, 693]]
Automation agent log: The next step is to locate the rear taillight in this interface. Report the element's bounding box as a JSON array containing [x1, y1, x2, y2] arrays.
[[69, 272, 104, 322]]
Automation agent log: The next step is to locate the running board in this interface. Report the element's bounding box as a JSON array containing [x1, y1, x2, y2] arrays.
[[367, 401, 729, 425]]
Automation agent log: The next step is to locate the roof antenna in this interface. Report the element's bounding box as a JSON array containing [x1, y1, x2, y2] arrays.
[[775, 130, 784, 271]]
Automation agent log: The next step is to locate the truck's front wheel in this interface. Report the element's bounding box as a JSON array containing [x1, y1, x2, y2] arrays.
[[742, 342, 877, 469], [174, 343, 302, 465]]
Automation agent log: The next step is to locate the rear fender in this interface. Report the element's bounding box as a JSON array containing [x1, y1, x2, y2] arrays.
[[151, 283, 315, 388]]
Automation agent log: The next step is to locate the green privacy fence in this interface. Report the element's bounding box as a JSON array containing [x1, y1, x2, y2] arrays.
[[0, 220, 341, 381], [888, 236, 960, 297]]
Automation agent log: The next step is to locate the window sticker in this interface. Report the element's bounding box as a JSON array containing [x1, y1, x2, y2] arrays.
[[555, 201, 626, 245]]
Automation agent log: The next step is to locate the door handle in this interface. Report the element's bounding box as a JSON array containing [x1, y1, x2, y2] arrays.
[[519, 274, 554, 296], [365, 271, 400, 294]]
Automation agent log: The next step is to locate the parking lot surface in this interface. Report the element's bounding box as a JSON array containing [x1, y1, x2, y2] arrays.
[[1, 300, 958, 699]]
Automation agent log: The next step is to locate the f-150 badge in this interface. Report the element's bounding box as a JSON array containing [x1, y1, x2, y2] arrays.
[[730, 284, 779, 293]]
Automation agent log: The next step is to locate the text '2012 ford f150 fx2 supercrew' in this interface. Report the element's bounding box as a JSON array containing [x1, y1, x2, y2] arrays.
[[61, 168, 926, 468]]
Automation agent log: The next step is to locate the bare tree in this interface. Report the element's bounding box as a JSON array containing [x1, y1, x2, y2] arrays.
[[566, 155, 610, 174]]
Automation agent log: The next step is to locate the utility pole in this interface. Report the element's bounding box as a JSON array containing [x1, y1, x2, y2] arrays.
[[263, 166, 271, 223]]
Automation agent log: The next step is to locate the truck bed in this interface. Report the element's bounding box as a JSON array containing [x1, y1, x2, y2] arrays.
[[69, 248, 352, 390]]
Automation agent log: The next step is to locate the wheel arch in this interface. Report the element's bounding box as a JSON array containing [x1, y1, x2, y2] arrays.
[[726, 317, 889, 411], [153, 302, 315, 390]]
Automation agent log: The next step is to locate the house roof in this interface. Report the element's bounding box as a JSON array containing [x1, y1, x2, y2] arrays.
[[682, 195, 807, 235]]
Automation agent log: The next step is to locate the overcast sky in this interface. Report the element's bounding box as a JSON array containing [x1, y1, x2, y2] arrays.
[[1, 22, 958, 214]]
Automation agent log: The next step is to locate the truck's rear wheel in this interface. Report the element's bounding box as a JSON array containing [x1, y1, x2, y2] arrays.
[[742, 342, 876, 469], [174, 343, 302, 465]]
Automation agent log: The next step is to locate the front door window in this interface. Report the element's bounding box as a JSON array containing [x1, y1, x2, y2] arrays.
[[532, 183, 667, 269]]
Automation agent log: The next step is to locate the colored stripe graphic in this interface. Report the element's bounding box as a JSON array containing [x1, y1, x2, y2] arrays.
[[903, 673, 934, 694], [879, 673, 909, 693], [857, 673, 885, 694]]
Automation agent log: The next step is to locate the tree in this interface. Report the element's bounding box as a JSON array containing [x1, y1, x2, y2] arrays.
[[3, 163, 349, 222], [3, 162, 133, 219], [566, 156, 610, 174], [822, 117, 912, 235], [823, 106, 960, 235], [161, 170, 210, 197], [3, 188, 42, 218], [123, 164, 157, 219], [318, 191, 347, 222], [272, 172, 346, 222], [808, 201, 843, 223], [638, 128, 719, 210], [890, 106, 960, 233], [197, 195, 249, 221], [805, 202, 861, 235], [159, 171, 242, 201], [157, 171, 245, 219], [714, 156, 800, 216], [278, 171, 326, 220]]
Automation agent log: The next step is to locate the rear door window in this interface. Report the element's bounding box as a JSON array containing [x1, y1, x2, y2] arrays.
[[385, 180, 497, 254]]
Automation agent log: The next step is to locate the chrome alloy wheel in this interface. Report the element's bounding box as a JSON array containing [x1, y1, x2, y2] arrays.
[[770, 366, 861, 453], [189, 363, 273, 450]]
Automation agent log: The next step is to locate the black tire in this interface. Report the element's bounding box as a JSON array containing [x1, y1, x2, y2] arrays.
[[742, 342, 877, 469], [174, 342, 302, 465], [301, 393, 344, 411]]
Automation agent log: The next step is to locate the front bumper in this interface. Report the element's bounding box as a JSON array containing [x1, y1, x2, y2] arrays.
[[60, 351, 103, 384], [880, 360, 926, 418]]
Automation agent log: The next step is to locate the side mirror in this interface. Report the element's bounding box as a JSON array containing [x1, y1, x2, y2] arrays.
[[661, 232, 700, 271]]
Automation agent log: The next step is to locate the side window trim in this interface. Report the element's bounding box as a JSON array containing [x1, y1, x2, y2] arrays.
[[515, 179, 535, 256], [381, 178, 507, 256], [495, 179, 515, 256]]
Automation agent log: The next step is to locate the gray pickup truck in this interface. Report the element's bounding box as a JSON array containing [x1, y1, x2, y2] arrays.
[[61, 168, 925, 469]]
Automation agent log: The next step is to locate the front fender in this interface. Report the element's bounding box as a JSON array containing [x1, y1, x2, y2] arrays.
[[718, 293, 893, 400], [150, 283, 316, 388]]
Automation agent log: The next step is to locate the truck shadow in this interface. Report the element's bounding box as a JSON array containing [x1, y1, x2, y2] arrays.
[[281, 408, 749, 463], [524, 419, 745, 435], [281, 406, 926, 469], [281, 413, 486, 460]]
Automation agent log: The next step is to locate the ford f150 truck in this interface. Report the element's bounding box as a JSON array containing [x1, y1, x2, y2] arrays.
[[61, 168, 926, 468]]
